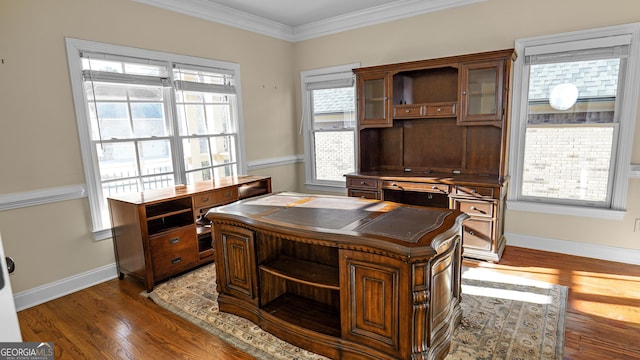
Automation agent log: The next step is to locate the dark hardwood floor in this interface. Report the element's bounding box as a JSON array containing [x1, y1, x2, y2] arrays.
[[18, 246, 640, 359]]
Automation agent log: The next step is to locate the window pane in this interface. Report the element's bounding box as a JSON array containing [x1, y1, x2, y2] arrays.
[[211, 136, 235, 165], [174, 68, 235, 87], [528, 59, 619, 125], [312, 88, 355, 130], [138, 139, 173, 175], [176, 104, 205, 135], [84, 82, 127, 101], [142, 174, 175, 190], [205, 103, 232, 134], [522, 58, 621, 204], [131, 103, 167, 137], [522, 125, 614, 202], [314, 131, 355, 182], [186, 168, 212, 183], [102, 179, 140, 197], [183, 137, 211, 170], [97, 142, 138, 181], [93, 103, 132, 139], [212, 164, 237, 179]]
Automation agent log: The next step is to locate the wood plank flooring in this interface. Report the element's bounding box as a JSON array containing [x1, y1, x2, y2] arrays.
[[17, 246, 640, 359]]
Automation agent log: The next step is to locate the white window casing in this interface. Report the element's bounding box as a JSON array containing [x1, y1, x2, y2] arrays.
[[300, 63, 359, 192], [65, 38, 246, 239], [508, 23, 640, 220]]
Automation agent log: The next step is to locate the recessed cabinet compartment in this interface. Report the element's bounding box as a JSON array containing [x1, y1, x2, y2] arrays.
[[239, 179, 272, 199], [146, 197, 193, 235], [257, 237, 341, 337]]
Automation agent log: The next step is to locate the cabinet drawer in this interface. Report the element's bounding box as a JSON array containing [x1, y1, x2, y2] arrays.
[[393, 104, 423, 118], [453, 185, 495, 199], [348, 189, 380, 200], [382, 181, 449, 194], [150, 226, 198, 279], [194, 188, 238, 209], [347, 177, 379, 190], [462, 219, 493, 251], [424, 102, 456, 117], [454, 199, 494, 218]]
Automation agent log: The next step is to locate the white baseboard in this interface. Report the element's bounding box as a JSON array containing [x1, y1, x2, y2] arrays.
[[14, 263, 118, 311], [505, 232, 640, 266]]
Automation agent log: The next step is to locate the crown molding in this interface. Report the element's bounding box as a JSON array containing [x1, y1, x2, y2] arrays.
[[293, 0, 487, 41], [132, 0, 487, 42]]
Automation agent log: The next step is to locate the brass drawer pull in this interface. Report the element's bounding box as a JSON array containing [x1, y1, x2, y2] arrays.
[[169, 237, 180, 245], [171, 257, 182, 264], [201, 196, 210, 202]]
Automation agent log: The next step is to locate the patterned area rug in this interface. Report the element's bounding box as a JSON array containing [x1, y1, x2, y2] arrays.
[[145, 264, 567, 360]]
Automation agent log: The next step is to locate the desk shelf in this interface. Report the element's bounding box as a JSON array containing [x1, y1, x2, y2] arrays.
[[260, 256, 339, 290], [262, 294, 341, 337]]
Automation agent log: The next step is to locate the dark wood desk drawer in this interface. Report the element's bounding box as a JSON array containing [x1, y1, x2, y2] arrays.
[[194, 188, 238, 209], [150, 226, 198, 279], [453, 185, 495, 199], [348, 189, 380, 200], [347, 177, 379, 190], [382, 181, 449, 194], [393, 104, 423, 118], [454, 199, 494, 218], [424, 102, 456, 117], [462, 219, 493, 251]]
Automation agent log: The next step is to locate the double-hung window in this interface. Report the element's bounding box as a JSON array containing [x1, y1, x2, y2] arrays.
[[508, 23, 640, 219], [300, 63, 358, 191], [66, 38, 245, 239]]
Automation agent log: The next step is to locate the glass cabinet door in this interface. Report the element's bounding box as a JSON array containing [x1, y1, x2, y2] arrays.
[[459, 60, 505, 125], [358, 71, 391, 127]]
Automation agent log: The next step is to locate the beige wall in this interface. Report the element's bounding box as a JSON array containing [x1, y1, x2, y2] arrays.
[[293, 0, 640, 251], [1, 0, 640, 295]]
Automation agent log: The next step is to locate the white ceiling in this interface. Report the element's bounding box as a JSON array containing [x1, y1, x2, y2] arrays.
[[209, 0, 403, 27], [133, 0, 486, 42]]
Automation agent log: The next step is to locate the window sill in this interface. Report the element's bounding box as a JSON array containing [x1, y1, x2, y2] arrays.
[[507, 200, 625, 221]]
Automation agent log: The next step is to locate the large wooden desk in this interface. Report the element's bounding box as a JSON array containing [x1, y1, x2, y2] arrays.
[[206, 192, 468, 360]]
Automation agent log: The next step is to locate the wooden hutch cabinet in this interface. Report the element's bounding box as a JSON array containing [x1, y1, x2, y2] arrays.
[[347, 49, 515, 261], [107, 175, 271, 291]]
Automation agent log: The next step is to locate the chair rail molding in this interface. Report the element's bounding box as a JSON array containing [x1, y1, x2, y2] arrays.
[[0, 185, 87, 212]]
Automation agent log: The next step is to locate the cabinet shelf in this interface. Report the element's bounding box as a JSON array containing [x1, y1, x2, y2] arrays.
[[259, 256, 340, 290], [146, 208, 192, 221], [262, 294, 341, 337]]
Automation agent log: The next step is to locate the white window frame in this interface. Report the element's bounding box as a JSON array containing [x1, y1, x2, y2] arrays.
[[65, 38, 247, 240], [508, 23, 640, 220], [300, 63, 359, 193]]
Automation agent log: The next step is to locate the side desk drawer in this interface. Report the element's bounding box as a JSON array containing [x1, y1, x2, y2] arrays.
[[424, 102, 456, 117], [194, 188, 239, 209], [382, 181, 449, 194], [453, 185, 495, 199], [462, 219, 493, 251], [454, 199, 494, 218], [150, 226, 198, 279], [348, 189, 380, 200], [394, 104, 423, 118], [347, 177, 379, 190]]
